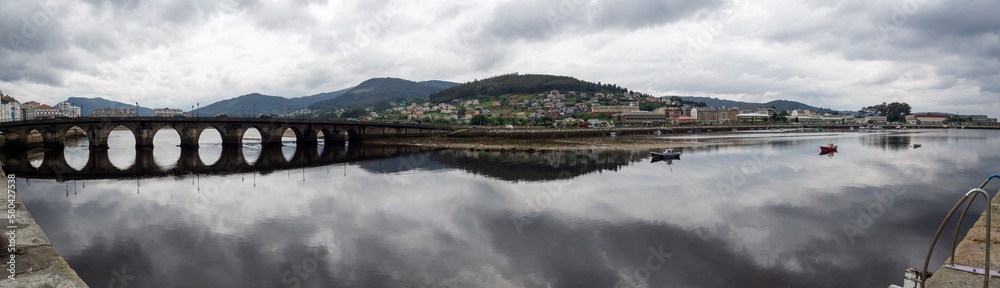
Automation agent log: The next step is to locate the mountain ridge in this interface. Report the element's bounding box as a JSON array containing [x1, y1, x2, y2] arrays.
[[308, 78, 458, 111], [66, 97, 154, 116]]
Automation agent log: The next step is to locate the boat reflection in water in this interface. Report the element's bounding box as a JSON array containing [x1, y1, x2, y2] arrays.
[[819, 150, 837, 158]]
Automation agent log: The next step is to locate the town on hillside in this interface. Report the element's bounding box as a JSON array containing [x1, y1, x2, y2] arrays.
[[2, 90, 997, 126], [341, 90, 998, 127]]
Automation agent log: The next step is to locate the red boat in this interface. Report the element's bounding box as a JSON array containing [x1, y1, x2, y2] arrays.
[[820, 143, 838, 152]]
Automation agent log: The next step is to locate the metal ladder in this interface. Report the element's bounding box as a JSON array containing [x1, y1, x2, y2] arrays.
[[921, 174, 1000, 287]]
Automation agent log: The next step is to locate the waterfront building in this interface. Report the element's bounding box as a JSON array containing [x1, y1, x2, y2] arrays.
[[0, 96, 21, 122], [612, 111, 667, 123], [959, 114, 998, 123], [56, 102, 82, 118], [905, 114, 948, 124], [856, 116, 888, 124], [92, 107, 138, 117], [691, 107, 720, 122], [673, 116, 697, 124], [153, 108, 186, 117], [591, 105, 639, 114], [22, 102, 60, 119], [735, 113, 771, 122]]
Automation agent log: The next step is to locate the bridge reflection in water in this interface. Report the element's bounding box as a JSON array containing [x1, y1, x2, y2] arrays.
[[1, 143, 436, 180]]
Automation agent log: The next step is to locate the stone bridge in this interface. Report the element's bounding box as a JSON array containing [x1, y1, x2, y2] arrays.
[[1, 143, 434, 180], [0, 117, 452, 150]]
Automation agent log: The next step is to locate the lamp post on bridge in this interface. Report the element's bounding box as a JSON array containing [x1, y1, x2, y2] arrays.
[[242, 106, 244, 118], [197, 103, 199, 117]]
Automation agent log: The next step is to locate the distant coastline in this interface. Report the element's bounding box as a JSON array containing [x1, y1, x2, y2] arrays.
[[368, 123, 999, 151]]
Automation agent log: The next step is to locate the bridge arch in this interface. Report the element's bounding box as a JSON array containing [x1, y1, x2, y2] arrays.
[[152, 127, 182, 169], [57, 125, 89, 148], [198, 126, 223, 147], [283, 127, 304, 144], [25, 128, 42, 148]]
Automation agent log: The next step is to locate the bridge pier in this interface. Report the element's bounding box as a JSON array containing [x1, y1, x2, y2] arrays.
[[298, 130, 319, 146], [133, 149, 157, 173], [1, 131, 29, 151], [219, 127, 246, 149], [86, 127, 111, 150], [42, 130, 64, 149], [84, 149, 115, 173], [176, 148, 204, 171], [176, 125, 203, 149], [259, 127, 286, 147], [134, 127, 157, 149], [324, 130, 347, 143], [212, 146, 248, 172]]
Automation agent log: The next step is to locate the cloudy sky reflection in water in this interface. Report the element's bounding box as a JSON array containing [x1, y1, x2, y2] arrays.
[[15, 129, 1000, 287]]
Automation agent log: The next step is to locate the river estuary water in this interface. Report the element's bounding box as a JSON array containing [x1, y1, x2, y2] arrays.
[[3, 128, 1000, 287]]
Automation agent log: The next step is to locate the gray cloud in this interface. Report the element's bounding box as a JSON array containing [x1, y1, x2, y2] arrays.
[[478, 0, 725, 42], [0, 0, 997, 115]]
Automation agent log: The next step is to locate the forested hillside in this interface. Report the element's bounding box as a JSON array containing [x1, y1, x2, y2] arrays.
[[429, 73, 629, 103]]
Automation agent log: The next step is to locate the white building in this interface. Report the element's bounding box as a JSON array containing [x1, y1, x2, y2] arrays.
[[1, 96, 21, 122], [153, 108, 185, 117], [93, 107, 138, 117], [57, 102, 81, 118]]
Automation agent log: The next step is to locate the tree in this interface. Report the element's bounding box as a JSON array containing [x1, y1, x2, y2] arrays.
[[340, 108, 367, 119], [640, 102, 666, 111], [860, 102, 911, 122], [470, 115, 490, 125]]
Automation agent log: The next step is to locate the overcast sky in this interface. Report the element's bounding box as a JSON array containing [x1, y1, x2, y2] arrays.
[[1, 0, 998, 115]]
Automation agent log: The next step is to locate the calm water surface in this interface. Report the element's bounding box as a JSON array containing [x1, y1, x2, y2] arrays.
[[5, 129, 1000, 287]]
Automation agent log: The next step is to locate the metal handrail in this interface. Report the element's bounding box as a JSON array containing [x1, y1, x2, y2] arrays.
[[920, 175, 1000, 287]]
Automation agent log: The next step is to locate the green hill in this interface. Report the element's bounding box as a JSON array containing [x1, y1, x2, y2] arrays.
[[308, 78, 453, 111], [428, 73, 629, 103], [66, 97, 154, 116], [192, 88, 352, 117], [290, 88, 353, 106], [418, 80, 461, 90]]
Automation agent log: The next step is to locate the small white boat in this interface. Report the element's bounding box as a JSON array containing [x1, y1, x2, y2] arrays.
[[610, 132, 617, 137], [654, 130, 662, 136], [650, 148, 681, 158]]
